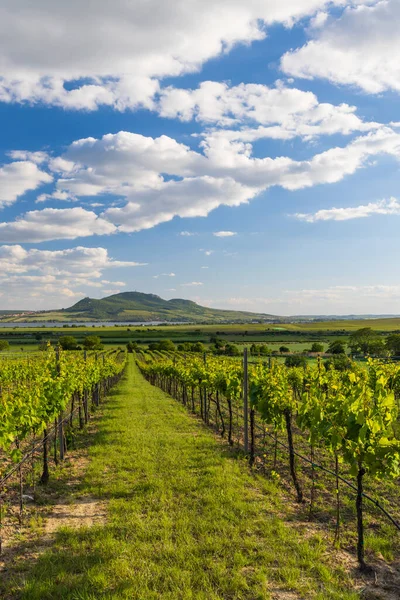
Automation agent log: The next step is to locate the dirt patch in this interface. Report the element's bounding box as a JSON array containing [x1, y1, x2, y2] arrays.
[[44, 497, 106, 533], [270, 591, 303, 600]]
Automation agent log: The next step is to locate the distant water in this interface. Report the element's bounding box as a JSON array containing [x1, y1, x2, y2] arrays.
[[0, 321, 188, 328]]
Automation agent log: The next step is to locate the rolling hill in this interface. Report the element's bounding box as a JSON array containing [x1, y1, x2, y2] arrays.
[[59, 292, 277, 323], [0, 292, 277, 323]]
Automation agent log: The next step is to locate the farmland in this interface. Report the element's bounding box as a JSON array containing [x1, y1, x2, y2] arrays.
[[0, 356, 362, 599], [1, 317, 399, 353], [1, 347, 400, 598]]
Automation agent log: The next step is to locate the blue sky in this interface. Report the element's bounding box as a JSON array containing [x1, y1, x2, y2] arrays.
[[1, 0, 400, 315]]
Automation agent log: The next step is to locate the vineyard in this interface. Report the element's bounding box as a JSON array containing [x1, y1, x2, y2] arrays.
[[138, 351, 400, 571], [1, 346, 400, 596], [0, 348, 126, 552]]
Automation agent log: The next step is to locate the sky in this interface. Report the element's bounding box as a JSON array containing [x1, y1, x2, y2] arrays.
[[1, 0, 400, 316]]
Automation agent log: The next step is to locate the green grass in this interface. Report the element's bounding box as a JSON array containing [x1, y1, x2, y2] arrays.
[[3, 358, 360, 599]]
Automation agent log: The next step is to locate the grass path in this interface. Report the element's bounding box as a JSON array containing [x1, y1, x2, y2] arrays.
[[5, 357, 358, 599]]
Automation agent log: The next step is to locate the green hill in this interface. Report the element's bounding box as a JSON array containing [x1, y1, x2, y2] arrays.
[[58, 291, 276, 323]]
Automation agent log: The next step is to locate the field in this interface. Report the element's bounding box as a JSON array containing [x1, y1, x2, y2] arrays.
[[2, 347, 400, 599], [1, 357, 367, 599], [0, 321, 366, 352]]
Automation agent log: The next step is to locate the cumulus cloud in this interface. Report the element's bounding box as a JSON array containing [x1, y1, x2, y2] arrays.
[[0, 245, 145, 309], [7, 150, 49, 164], [36, 190, 76, 203], [35, 127, 400, 236], [0, 207, 116, 242], [3, 123, 400, 240], [159, 81, 378, 140], [180, 281, 203, 286], [0, 245, 143, 276], [103, 176, 255, 233], [293, 197, 400, 222], [213, 231, 237, 237], [0, 161, 52, 208], [0, 0, 350, 110], [282, 0, 400, 94]]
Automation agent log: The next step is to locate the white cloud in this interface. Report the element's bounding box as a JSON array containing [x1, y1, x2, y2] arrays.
[[159, 81, 378, 140], [0, 245, 144, 276], [213, 230, 237, 237], [36, 190, 76, 203], [0, 207, 116, 242], [201, 249, 214, 256], [201, 266, 209, 269], [103, 175, 255, 233], [0, 0, 351, 110], [180, 281, 203, 286], [282, 0, 400, 94], [7, 150, 49, 164], [293, 198, 400, 223], [4, 124, 400, 240], [293, 197, 400, 222], [101, 280, 126, 286], [102, 289, 122, 295], [179, 231, 197, 236], [0, 161, 52, 209], [0, 245, 144, 309]]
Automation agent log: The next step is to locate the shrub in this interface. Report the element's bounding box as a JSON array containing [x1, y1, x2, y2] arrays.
[[285, 355, 307, 368], [59, 336, 78, 351]]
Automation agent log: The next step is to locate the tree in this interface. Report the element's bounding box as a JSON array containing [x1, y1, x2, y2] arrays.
[[323, 355, 352, 371], [328, 340, 346, 355], [348, 328, 375, 355], [59, 336, 78, 351], [279, 346, 290, 353], [0, 340, 10, 352], [210, 336, 224, 348], [386, 334, 400, 356], [259, 345, 271, 356], [310, 342, 324, 353], [191, 342, 205, 353], [367, 338, 386, 356], [285, 355, 307, 368], [158, 339, 175, 352], [224, 343, 240, 356], [83, 336, 103, 351]]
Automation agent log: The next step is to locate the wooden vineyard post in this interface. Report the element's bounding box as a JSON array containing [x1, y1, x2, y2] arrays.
[[58, 413, 65, 461], [56, 347, 65, 461], [40, 428, 50, 484], [357, 461, 367, 570], [249, 407, 255, 467], [243, 348, 249, 453], [203, 352, 208, 424]]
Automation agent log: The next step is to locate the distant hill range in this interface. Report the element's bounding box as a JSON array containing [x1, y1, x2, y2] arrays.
[[59, 292, 276, 323], [2, 292, 400, 324], [5, 292, 276, 323]]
